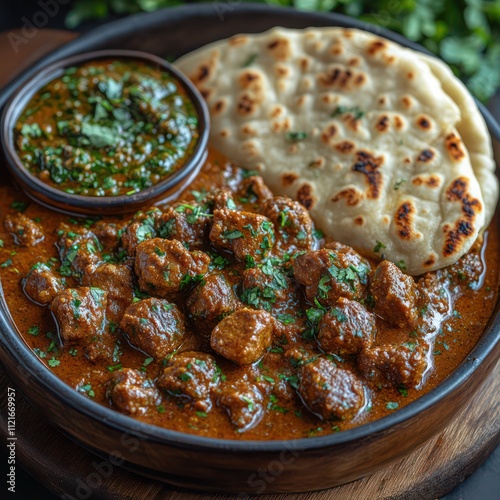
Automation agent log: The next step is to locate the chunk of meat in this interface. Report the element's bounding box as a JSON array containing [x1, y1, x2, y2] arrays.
[[242, 265, 296, 306], [50, 287, 112, 361], [293, 247, 369, 305], [121, 208, 162, 258], [261, 196, 314, 255], [448, 250, 483, 286], [239, 176, 273, 204], [209, 209, 274, 263], [134, 238, 210, 298], [120, 298, 186, 359], [106, 368, 161, 415], [417, 273, 450, 316], [92, 220, 124, 250], [217, 380, 264, 431], [358, 344, 427, 388], [5, 213, 45, 247], [298, 357, 365, 420], [23, 263, 65, 305], [157, 352, 219, 411], [211, 308, 274, 365], [208, 188, 237, 211], [82, 263, 134, 323], [187, 273, 241, 335], [57, 224, 102, 279], [50, 287, 107, 342], [318, 297, 376, 356], [371, 261, 417, 328], [158, 204, 209, 250]]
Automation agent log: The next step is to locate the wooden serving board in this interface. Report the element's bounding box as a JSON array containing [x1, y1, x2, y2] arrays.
[[0, 28, 499, 500]]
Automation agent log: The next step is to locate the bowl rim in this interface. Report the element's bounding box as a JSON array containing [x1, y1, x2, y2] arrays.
[[0, 49, 210, 213], [0, 2, 498, 454]]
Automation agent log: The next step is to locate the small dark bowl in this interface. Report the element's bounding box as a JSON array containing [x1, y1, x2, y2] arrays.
[[0, 49, 210, 216], [0, 4, 498, 495]]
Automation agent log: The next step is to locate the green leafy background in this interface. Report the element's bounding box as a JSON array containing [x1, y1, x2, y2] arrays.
[[66, 0, 500, 101]]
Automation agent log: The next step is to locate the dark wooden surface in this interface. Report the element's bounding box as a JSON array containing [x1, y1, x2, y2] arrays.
[[0, 28, 499, 500]]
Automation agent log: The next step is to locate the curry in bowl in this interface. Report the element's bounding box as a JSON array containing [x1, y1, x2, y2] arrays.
[[14, 58, 200, 197], [0, 147, 497, 439]]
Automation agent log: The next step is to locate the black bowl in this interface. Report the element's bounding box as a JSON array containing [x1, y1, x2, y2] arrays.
[[0, 4, 498, 494], [0, 49, 210, 215]]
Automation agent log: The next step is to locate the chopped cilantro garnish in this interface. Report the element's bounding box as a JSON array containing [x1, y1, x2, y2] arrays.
[[241, 395, 255, 411], [222, 229, 244, 240], [27, 325, 39, 336], [285, 131, 307, 143]]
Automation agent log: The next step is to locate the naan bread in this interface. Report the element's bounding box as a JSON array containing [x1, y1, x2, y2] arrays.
[[176, 27, 497, 275], [416, 52, 498, 228]]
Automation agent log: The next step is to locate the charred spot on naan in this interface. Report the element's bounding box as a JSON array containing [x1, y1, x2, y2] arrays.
[[394, 201, 418, 240], [442, 177, 483, 257], [229, 35, 249, 47], [282, 172, 299, 186], [295, 95, 309, 108], [190, 51, 219, 85], [343, 114, 362, 132], [321, 124, 338, 144], [308, 157, 326, 169], [417, 149, 435, 163], [238, 70, 264, 90], [317, 66, 367, 91], [300, 57, 311, 71], [297, 183, 315, 209], [366, 40, 386, 56], [212, 99, 227, 116], [269, 105, 284, 118], [271, 117, 292, 133], [237, 93, 261, 116], [274, 64, 291, 79], [423, 254, 437, 267], [329, 40, 344, 56], [194, 65, 210, 83], [416, 115, 433, 131], [241, 124, 258, 137], [412, 175, 441, 188], [376, 115, 390, 132], [321, 93, 339, 105], [331, 187, 363, 206], [394, 116, 405, 130], [199, 88, 212, 100], [445, 133, 466, 162], [335, 141, 355, 154], [352, 150, 384, 199], [267, 37, 292, 61], [400, 96, 414, 109]]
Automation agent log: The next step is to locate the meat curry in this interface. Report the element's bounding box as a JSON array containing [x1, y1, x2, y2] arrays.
[[0, 148, 498, 440]]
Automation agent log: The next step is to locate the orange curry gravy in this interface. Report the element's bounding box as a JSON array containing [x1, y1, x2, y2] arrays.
[[0, 148, 498, 440]]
